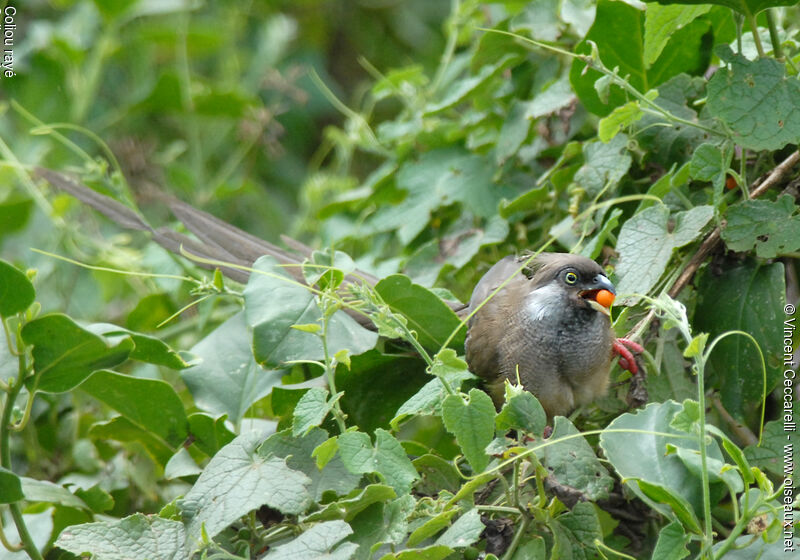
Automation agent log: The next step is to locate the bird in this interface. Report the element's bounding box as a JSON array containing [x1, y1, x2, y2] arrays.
[[37, 168, 641, 416], [465, 252, 641, 418]]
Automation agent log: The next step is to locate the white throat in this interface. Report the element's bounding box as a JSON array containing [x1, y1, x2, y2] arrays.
[[524, 283, 563, 322]]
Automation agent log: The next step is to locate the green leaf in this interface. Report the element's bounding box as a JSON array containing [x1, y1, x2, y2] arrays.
[[0, 467, 23, 503], [303, 484, 396, 522], [744, 420, 800, 477], [672, 446, 743, 493], [337, 429, 419, 494], [87, 323, 188, 370], [262, 520, 358, 560], [89, 417, 174, 466], [646, 336, 700, 403], [293, 323, 323, 334], [338, 350, 431, 433], [425, 55, 516, 114], [22, 314, 133, 393], [80, 370, 188, 448], [441, 389, 495, 473], [304, 249, 356, 291], [0, 196, 33, 238], [407, 509, 458, 547], [573, 135, 632, 195], [644, 4, 711, 67], [642, 0, 799, 18], [372, 65, 426, 100], [670, 399, 702, 433], [711, 427, 754, 485], [126, 293, 176, 332], [187, 412, 236, 458], [511, 0, 563, 42], [374, 275, 465, 349], [404, 214, 509, 287], [495, 101, 532, 165], [444, 472, 496, 508], [0, 327, 16, 384], [74, 485, 115, 514], [391, 351, 476, 429], [510, 538, 546, 560], [496, 390, 546, 436], [542, 417, 613, 501], [348, 496, 415, 560], [180, 432, 312, 539], [581, 208, 623, 260], [651, 521, 691, 560], [182, 312, 284, 425], [366, 148, 515, 244], [695, 261, 785, 419], [711, 535, 788, 559], [635, 74, 716, 167], [244, 256, 378, 368], [524, 75, 576, 120], [689, 143, 730, 195], [637, 480, 703, 534], [598, 101, 644, 143], [615, 205, 714, 303], [379, 545, 453, 560], [260, 428, 361, 501], [682, 333, 708, 359], [600, 401, 730, 528], [570, 0, 710, 116], [434, 508, 484, 549], [412, 454, 462, 496], [707, 47, 800, 151], [0, 508, 51, 557], [722, 195, 800, 258], [55, 514, 187, 560], [312, 437, 338, 469], [165, 447, 202, 479], [20, 477, 87, 509], [293, 387, 333, 436], [550, 502, 603, 559], [0, 259, 34, 317]]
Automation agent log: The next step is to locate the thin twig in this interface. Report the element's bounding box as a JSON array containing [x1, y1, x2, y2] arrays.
[[711, 395, 758, 446], [748, 150, 800, 199]]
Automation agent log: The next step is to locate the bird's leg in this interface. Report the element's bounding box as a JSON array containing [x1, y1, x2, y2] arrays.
[[612, 338, 644, 374]]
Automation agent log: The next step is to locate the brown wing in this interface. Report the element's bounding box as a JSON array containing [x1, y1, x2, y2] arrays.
[[464, 256, 531, 382]]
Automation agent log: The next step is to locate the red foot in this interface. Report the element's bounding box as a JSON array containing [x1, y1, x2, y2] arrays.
[[613, 338, 644, 374]]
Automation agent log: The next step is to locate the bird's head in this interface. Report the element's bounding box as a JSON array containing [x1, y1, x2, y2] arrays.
[[525, 253, 616, 317]]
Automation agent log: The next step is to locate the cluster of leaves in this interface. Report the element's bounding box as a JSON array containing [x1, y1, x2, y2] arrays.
[[1, 0, 800, 559]]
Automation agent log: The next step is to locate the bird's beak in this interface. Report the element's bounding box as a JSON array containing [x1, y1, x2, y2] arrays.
[[580, 275, 616, 316]]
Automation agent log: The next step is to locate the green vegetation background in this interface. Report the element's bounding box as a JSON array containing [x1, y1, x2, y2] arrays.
[[0, 1, 799, 559]]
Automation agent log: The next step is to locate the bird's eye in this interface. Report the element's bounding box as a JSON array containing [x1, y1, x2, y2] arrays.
[[564, 271, 578, 285]]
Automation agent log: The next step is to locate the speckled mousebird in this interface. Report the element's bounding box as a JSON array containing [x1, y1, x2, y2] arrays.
[[37, 168, 642, 417], [465, 252, 640, 418]]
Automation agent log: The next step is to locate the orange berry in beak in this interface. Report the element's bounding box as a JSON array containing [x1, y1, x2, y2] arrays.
[[595, 289, 615, 308]]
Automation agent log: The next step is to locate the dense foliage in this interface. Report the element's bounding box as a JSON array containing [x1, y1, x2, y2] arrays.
[[1, 0, 799, 559]]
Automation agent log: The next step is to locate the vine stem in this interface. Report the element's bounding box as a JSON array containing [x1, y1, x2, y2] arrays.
[[501, 513, 530, 560], [320, 299, 347, 434], [745, 11, 765, 57], [764, 9, 783, 59], [431, 0, 461, 93], [690, 346, 713, 557], [0, 330, 43, 560]]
